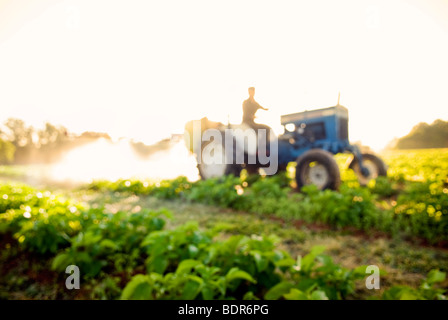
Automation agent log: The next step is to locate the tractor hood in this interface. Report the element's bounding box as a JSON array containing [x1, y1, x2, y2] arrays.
[[281, 105, 348, 125]]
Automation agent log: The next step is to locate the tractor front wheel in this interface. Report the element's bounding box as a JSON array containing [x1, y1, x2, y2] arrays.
[[295, 149, 341, 191], [349, 153, 387, 186]]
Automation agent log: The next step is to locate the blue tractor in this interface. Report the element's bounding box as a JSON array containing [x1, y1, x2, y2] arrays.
[[185, 104, 387, 190]]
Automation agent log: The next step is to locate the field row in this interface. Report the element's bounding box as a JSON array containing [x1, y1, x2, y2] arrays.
[[0, 183, 446, 300], [86, 168, 448, 244]]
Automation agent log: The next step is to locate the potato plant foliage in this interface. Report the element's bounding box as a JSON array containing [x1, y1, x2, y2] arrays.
[[0, 149, 447, 299]]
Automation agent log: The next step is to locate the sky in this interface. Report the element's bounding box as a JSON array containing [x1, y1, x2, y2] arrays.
[[0, 0, 447, 150]]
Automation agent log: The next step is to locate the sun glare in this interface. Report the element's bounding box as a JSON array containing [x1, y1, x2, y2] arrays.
[[0, 0, 447, 152], [50, 138, 199, 183]]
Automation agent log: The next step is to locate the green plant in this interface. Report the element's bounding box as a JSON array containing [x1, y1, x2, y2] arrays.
[[382, 269, 446, 300], [51, 209, 171, 277]]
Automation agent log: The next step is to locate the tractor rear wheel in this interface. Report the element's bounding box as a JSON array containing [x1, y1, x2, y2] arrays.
[[295, 149, 341, 191], [349, 153, 387, 186], [197, 138, 241, 179]]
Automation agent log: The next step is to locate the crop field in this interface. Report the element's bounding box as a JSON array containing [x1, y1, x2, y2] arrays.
[[0, 149, 447, 300]]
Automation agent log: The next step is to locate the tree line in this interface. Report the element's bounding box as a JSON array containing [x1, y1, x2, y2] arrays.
[[394, 119, 448, 149], [0, 118, 175, 165], [0, 118, 110, 165]]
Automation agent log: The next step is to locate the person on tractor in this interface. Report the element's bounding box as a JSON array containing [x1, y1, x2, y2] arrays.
[[242, 87, 269, 128], [241, 87, 272, 156]]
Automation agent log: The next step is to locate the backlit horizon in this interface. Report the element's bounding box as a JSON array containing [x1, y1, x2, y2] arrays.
[[1, 0, 447, 151]]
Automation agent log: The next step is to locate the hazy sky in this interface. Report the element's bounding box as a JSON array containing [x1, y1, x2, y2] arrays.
[[1, 0, 447, 150]]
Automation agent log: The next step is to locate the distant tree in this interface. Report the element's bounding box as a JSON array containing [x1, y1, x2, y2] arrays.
[[1, 118, 34, 147], [0, 139, 15, 164], [395, 119, 448, 149], [79, 131, 111, 140], [0, 118, 117, 164], [37, 122, 68, 147]]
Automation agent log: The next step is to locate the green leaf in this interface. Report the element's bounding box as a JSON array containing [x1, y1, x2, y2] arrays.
[[243, 291, 260, 300], [382, 286, 419, 300], [399, 290, 420, 300], [300, 245, 326, 272], [201, 285, 215, 300], [182, 277, 203, 299], [176, 259, 202, 275], [141, 230, 167, 247], [51, 253, 71, 271], [149, 217, 166, 230], [382, 286, 405, 300], [264, 281, 295, 300], [275, 258, 296, 268], [149, 255, 169, 274], [120, 275, 153, 300], [99, 239, 118, 251], [225, 268, 256, 284], [250, 251, 268, 272], [426, 269, 446, 285], [215, 278, 227, 296], [311, 290, 329, 300], [188, 244, 199, 258], [352, 265, 368, 276], [283, 288, 308, 300]]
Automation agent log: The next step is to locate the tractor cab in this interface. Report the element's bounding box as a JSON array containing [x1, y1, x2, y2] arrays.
[[279, 105, 350, 154]]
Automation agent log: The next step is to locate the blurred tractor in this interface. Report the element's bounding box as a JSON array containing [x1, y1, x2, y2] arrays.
[[184, 104, 387, 190]]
